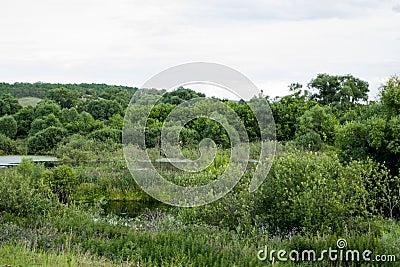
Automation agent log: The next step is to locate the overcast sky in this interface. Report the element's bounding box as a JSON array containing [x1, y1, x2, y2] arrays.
[[1, 0, 400, 99]]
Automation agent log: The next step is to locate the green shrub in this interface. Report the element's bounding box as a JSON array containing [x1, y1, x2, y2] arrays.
[[0, 134, 17, 155], [42, 165, 78, 204], [88, 128, 121, 143], [293, 130, 323, 151], [258, 150, 374, 235], [0, 160, 54, 219]]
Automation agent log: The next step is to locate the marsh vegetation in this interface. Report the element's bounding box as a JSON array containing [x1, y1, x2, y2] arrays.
[[0, 76, 400, 266]]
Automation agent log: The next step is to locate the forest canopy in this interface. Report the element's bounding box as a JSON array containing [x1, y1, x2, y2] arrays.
[[0, 75, 398, 177]]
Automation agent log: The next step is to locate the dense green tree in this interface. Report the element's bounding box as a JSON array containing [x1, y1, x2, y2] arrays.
[[99, 86, 131, 107], [363, 163, 400, 219], [0, 133, 17, 155], [27, 126, 67, 154], [64, 111, 104, 135], [380, 76, 400, 115], [335, 114, 399, 174], [226, 101, 260, 142], [88, 128, 121, 143], [13, 106, 34, 137], [0, 93, 22, 116], [335, 121, 369, 162], [34, 100, 61, 118], [148, 103, 175, 123], [30, 114, 63, 135], [289, 82, 303, 92], [145, 121, 162, 148], [179, 127, 200, 146], [357, 101, 385, 121], [294, 105, 339, 149], [309, 74, 369, 109], [191, 117, 230, 148], [159, 87, 205, 105], [0, 115, 17, 139], [108, 114, 124, 130], [335, 77, 400, 174], [293, 131, 323, 151], [270, 89, 316, 141], [47, 87, 80, 109], [387, 116, 400, 154], [339, 108, 359, 124], [60, 107, 80, 124], [84, 99, 123, 120]]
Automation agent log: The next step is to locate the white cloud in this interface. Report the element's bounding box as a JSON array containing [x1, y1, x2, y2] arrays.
[[0, 0, 399, 99]]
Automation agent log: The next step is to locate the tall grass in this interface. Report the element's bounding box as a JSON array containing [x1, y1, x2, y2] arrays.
[[0, 244, 125, 267]]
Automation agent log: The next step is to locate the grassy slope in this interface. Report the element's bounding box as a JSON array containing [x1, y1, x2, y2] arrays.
[[17, 96, 42, 107]]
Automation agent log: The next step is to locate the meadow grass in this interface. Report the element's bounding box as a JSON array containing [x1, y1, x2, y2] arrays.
[[17, 97, 42, 107], [0, 244, 127, 267]]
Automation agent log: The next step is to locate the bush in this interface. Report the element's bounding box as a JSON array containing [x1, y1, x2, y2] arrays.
[[258, 150, 376, 235], [42, 165, 78, 204], [55, 134, 122, 164], [178, 149, 380, 236], [177, 170, 259, 234], [0, 160, 54, 219], [88, 128, 121, 143], [293, 130, 323, 151], [0, 134, 17, 155]]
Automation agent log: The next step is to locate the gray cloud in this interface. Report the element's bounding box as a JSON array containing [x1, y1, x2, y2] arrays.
[[0, 0, 399, 100]]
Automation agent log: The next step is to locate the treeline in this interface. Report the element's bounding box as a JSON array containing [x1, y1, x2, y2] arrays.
[[1, 74, 399, 174], [0, 85, 132, 155], [0, 82, 137, 99], [270, 75, 400, 176]]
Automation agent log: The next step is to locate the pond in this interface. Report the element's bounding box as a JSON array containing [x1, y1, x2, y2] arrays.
[[0, 155, 58, 168]]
